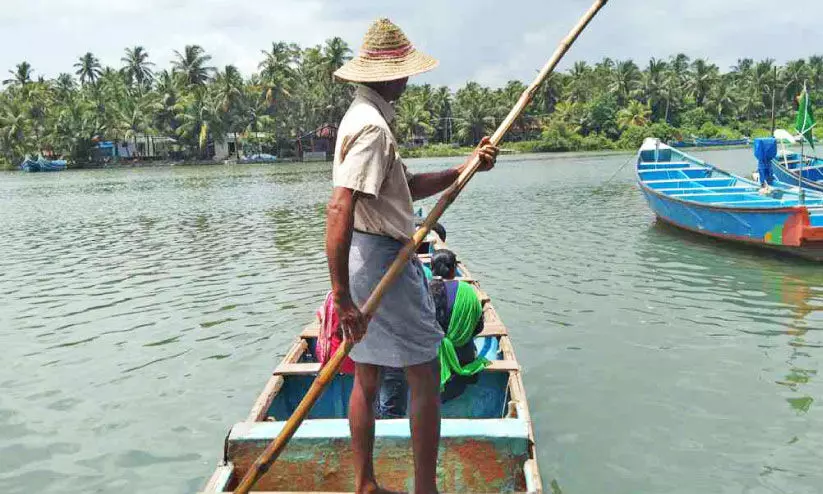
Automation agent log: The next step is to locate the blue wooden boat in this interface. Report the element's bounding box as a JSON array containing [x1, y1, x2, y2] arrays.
[[201, 231, 542, 493], [671, 137, 749, 148], [770, 152, 823, 193], [20, 158, 67, 172], [637, 138, 823, 261]]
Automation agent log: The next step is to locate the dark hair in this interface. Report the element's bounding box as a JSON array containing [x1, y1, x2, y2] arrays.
[[431, 249, 457, 278]]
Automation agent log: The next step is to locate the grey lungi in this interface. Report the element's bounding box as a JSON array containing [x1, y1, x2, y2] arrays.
[[348, 231, 443, 368]]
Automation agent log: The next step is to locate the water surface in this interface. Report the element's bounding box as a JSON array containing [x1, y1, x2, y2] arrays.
[[1, 149, 821, 493]]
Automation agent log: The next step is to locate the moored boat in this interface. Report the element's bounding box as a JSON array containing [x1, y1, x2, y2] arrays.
[[20, 158, 67, 172], [671, 137, 750, 148], [770, 152, 823, 193], [636, 138, 823, 261], [201, 231, 542, 493]]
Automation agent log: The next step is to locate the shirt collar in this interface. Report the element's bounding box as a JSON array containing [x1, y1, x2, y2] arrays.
[[355, 84, 396, 123]]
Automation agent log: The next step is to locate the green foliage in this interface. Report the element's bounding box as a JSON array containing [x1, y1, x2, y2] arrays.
[[2, 49, 823, 164]]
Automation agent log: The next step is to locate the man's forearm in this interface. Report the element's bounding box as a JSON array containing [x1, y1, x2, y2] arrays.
[[407, 166, 462, 201], [326, 192, 357, 301]]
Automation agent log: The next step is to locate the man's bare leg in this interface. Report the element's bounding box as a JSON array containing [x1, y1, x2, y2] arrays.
[[405, 359, 441, 494], [350, 363, 381, 494]]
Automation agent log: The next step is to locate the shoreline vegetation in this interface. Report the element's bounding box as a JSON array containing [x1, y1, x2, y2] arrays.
[[2, 40, 823, 170]]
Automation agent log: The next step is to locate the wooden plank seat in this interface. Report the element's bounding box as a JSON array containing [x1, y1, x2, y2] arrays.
[[656, 185, 756, 192], [643, 177, 730, 185], [274, 359, 520, 376], [670, 191, 763, 197]]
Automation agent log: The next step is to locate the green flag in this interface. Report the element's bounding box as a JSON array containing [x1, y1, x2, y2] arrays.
[[795, 86, 816, 149]]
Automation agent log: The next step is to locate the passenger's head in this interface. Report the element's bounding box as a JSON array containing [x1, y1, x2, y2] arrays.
[[431, 249, 457, 279]]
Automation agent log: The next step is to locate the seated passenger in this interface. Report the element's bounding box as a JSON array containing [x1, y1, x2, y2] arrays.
[[377, 249, 488, 418]]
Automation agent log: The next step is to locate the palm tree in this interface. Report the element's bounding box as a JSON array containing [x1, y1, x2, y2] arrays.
[[212, 65, 248, 155], [453, 82, 494, 145], [3, 62, 33, 87], [688, 59, 719, 108], [154, 69, 181, 138], [121, 46, 155, 90], [706, 77, 737, 122], [808, 55, 823, 92], [172, 45, 215, 87], [117, 92, 161, 157], [259, 42, 297, 106], [567, 61, 591, 103], [428, 86, 453, 142], [782, 59, 808, 103], [609, 60, 641, 105], [55, 73, 76, 96], [616, 101, 651, 128], [641, 58, 667, 120], [395, 95, 434, 144], [321, 38, 353, 124], [321, 37, 352, 79], [74, 52, 102, 86]]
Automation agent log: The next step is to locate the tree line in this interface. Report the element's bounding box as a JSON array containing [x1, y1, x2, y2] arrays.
[[2, 43, 822, 167]]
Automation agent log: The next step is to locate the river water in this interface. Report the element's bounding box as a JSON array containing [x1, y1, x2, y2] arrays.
[[1, 149, 821, 494]]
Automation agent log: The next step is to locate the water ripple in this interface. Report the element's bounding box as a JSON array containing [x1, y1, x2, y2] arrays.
[[2, 154, 822, 493]]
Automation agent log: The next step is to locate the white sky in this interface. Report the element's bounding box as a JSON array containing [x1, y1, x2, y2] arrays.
[[1, 0, 821, 88]]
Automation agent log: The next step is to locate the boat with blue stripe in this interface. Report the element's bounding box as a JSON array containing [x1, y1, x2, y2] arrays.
[[19, 158, 67, 172], [636, 138, 823, 261], [201, 231, 542, 492], [771, 152, 823, 193], [671, 137, 750, 148]]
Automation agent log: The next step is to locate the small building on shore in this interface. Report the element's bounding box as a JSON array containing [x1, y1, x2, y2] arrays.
[[296, 124, 337, 162], [94, 135, 179, 161]]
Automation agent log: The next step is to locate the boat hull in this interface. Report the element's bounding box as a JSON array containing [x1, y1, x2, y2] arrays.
[[19, 159, 67, 172], [640, 187, 823, 261]]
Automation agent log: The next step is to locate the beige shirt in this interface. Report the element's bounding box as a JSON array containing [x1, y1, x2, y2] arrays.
[[333, 85, 415, 242]]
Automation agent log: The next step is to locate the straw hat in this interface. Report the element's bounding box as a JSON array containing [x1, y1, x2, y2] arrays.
[[334, 18, 439, 83]]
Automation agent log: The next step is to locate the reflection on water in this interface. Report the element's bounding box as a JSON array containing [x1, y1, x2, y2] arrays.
[[1, 150, 822, 494]]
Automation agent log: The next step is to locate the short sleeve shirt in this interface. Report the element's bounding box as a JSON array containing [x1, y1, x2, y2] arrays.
[[333, 85, 415, 242]]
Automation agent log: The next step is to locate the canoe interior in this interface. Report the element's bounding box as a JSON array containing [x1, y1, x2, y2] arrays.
[[202, 236, 541, 493], [638, 143, 823, 208], [268, 341, 509, 420]]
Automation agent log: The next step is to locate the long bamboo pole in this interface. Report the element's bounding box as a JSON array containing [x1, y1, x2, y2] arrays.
[[233, 2, 609, 492]]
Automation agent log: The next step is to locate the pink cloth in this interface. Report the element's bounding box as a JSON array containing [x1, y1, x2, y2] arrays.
[[316, 292, 356, 375]]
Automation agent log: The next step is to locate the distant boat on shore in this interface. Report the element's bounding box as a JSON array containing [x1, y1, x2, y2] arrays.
[[19, 158, 67, 172], [671, 137, 750, 148]]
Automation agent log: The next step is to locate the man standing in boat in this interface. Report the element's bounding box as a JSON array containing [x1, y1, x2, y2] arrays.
[[325, 18, 498, 494]]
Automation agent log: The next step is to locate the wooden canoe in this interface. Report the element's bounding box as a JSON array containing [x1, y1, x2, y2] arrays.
[[201, 231, 543, 493]]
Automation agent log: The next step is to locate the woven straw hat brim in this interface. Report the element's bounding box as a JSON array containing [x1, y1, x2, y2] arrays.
[[334, 50, 439, 83]]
